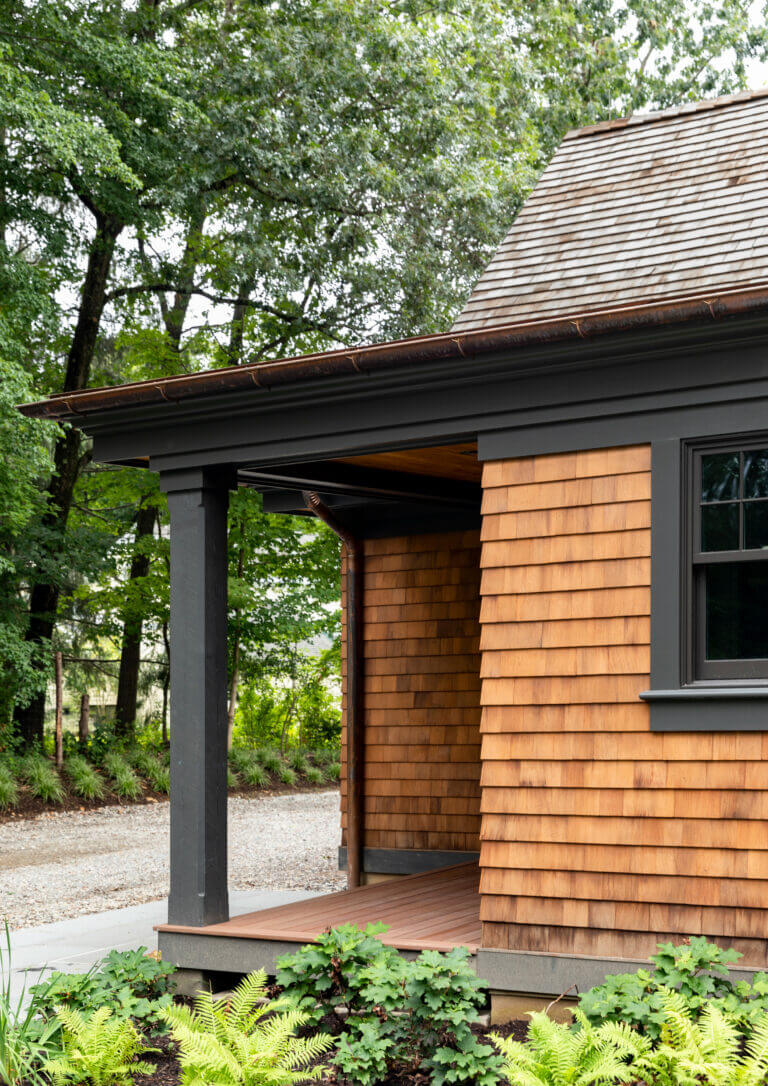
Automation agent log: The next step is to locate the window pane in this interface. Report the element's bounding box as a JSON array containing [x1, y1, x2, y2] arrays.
[[744, 449, 768, 498], [701, 502, 738, 552], [745, 502, 768, 550], [705, 562, 768, 660], [701, 452, 740, 501]]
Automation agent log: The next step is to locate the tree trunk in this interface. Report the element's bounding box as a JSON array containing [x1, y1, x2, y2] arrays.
[[161, 621, 170, 745], [227, 645, 239, 751], [54, 652, 63, 769], [78, 692, 90, 743], [162, 205, 206, 352], [226, 545, 244, 750], [227, 277, 255, 365], [115, 501, 157, 736], [15, 213, 123, 746]]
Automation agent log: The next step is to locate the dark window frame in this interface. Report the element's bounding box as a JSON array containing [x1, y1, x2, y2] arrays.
[[687, 439, 768, 683], [642, 433, 768, 731]]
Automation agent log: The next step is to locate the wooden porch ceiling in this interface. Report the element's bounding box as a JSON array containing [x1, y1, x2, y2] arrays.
[[157, 862, 481, 954]]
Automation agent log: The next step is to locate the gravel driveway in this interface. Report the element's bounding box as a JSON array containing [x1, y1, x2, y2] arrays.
[[0, 790, 344, 928]]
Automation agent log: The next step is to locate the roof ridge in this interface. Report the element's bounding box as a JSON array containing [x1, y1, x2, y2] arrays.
[[562, 85, 768, 141]]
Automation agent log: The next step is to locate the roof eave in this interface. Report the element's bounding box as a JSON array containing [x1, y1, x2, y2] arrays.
[[19, 283, 768, 422]]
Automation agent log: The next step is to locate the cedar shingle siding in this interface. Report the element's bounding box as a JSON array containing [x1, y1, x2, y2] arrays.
[[340, 532, 482, 854]]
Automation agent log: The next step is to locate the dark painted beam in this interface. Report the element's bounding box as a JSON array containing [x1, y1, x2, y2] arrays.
[[161, 466, 235, 926], [238, 460, 479, 507]]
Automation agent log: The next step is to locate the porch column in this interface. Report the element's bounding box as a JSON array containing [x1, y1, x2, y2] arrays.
[[161, 466, 234, 927]]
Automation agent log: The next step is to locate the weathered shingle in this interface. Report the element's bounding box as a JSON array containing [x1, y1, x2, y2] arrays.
[[452, 88, 768, 332]]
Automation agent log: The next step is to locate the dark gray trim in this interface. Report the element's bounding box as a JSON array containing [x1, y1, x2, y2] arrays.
[[158, 930, 428, 974], [475, 948, 768, 997], [649, 439, 683, 693], [162, 468, 233, 926], [648, 433, 768, 731], [338, 846, 480, 875], [76, 321, 768, 469], [260, 491, 480, 538], [641, 689, 768, 730], [478, 392, 768, 463]]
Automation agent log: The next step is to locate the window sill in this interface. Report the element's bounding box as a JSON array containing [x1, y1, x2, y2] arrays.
[[641, 687, 768, 730]]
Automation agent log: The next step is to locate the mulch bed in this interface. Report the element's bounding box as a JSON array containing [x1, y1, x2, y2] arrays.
[[0, 779, 335, 823]]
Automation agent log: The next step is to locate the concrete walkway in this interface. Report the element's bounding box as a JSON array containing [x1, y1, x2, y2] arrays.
[[6, 889, 318, 1005]]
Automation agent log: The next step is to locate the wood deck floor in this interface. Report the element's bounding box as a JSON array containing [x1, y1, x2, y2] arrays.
[[158, 863, 481, 954]]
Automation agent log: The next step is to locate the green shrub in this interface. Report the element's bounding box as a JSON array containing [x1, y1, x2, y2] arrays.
[[492, 1009, 649, 1086], [101, 752, 142, 801], [342, 947, 501, 1086], [43, 1007, 154, 1086], [326, 761, 341, 782], [241, 762, 267, 788], [258, 747, 282, 773], [64, 756, 105, 802], [227, 767, 239, 789], [0, 764, 18, 810], [163, 970, 332, 1086], [31, 948, 175, 1031], [277, 764, 296, 786], [277, 923, 399, 1026], [579, 936, 768, 1039], [286, 750, 309, 775], [19, 753, 64, 804], [305, 766, 325, 785]]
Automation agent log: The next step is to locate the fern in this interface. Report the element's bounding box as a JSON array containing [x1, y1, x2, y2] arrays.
[[163, 969, 332, 1086], [492, 1009, 649, 1086], [43, 1006, 154, 1086], [632, 989, 768, 1086]]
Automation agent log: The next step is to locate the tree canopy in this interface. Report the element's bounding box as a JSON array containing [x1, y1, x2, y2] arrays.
[[2, 0, 767, 745]]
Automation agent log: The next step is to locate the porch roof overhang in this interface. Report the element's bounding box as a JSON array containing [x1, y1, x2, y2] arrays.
[[19, 281, 768, 426]]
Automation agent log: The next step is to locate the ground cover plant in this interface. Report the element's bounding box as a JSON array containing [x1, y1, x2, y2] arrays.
[[30, 949, 176, 1034], [0, 763, 18, 810], [0, 742, 339, 818], [18, 752, 64, 804], [579, 936, 768, 1039], [64, 756, 105, 802]]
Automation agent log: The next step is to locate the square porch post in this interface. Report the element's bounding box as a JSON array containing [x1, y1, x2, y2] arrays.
[[161, 466, 235, 927]]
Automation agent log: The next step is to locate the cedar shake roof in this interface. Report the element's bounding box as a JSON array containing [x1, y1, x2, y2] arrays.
[[452, 88, 768, 333]]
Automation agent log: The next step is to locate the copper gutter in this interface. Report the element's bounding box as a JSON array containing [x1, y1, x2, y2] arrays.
[[303, 492, 364, 891], [18, 282, 768, 421]]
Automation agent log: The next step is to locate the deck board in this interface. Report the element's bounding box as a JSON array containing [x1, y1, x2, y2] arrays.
[[157, 863, 481, 954]]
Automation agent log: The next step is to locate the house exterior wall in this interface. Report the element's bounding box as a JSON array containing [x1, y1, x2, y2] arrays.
[[479, 443, 768, 965], [340, 530, 482, 855]]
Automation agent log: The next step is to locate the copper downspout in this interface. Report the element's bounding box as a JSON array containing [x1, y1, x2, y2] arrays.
[[303, 492, 364, 890]]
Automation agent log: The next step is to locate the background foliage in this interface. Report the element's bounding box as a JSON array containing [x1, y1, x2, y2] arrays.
[[2, 0, 768, 750]]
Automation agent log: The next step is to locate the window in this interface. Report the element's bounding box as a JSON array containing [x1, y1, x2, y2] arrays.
[[692, 444, 768, 680]]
